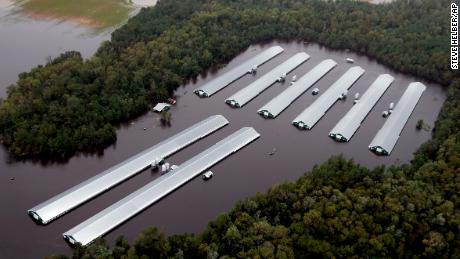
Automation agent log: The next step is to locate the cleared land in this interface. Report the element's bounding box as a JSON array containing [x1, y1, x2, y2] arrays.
[[14, 0, 133, 28]]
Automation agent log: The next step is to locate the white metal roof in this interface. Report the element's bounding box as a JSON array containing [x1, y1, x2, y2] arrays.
[[225, 52, 310, 107], [369, 82, 426, 155], [193, 46, 284, 97], [329, 74, 394, 141], [153, 103, 171, 112], [63, 127, 260, 246], [257, 59, 337, 118], [27, 115, 229, 224], [292, 66, 365, 129]]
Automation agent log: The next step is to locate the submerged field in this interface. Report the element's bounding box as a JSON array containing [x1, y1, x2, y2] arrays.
[[14, 0, 132, 28], [0, 41, 447, 258]]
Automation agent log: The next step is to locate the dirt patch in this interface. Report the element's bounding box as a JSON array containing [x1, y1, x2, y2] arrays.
[[23, 10, 103, 28]]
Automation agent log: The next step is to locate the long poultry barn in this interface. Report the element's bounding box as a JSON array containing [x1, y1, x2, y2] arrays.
[[225, 52, 310, 108], [63, 127, 261, 246], [257, 59, 337, 119], [292, 66, 365, 130], [369, 82, 426, 155], [193, 46, 284, 97], [329, 74, 394, 142], [27, 115, 229, 225]]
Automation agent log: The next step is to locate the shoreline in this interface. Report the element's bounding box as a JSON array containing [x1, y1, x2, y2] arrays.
[[9, 0, 158, 28]]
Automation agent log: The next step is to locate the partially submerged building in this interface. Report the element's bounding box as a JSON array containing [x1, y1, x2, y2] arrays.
[[63, 127, 260, 246], [257, 59, 337, 118], [368, 82, 426, 155], [225, 52, 309, 108], [27, 115, 229, 224], [194, 46, 284, 97], [292, 66, 365, 130], [329, 74, 394, 142], [153, 103, 171, 112]]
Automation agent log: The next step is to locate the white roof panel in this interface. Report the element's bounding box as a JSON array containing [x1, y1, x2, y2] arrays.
[[292, 66, 365, 129], [194, 46, 284, 97], [153, 103, 171, 112], [63, 127, 260, 246], [369, 82, 426, 155], [257, 59, 337, 118], [329, 74, 394, 141], [225, 52, 309, 107]]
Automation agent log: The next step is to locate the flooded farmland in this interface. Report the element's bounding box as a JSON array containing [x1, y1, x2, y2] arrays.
[[0, 40, 446, 258]]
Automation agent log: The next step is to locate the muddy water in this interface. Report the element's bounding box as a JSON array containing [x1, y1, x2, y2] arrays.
[[0, 41, 445, 258], [0, 1, 110, 97]]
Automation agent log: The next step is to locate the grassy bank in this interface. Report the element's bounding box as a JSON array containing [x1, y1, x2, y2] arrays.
[[15, 0, 132, 28]]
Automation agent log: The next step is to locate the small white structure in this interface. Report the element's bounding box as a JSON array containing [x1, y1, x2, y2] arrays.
[[382, 110, 389, 117], [153, 103, 171, 113], [160, 163, 171, 174], [292, 75, 297, 82], [346, 58, 355, 63], [387, 102, 395, 114], [312, 88, 319, 95], [389, 102, 394, 110], [150, 157, 163, 169], [261, 111, 271, 118], [248, 65, 258, 74], [353, 93, 360, 104], [277, 72, 287, 82], [170, 165, 179, 170], [202, 171, 213, 180], [296, 121, 306, 129], [338, 90, 349, 100]]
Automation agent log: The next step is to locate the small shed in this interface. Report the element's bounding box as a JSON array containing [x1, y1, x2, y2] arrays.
[[202, 171, 213, 180], [346, 58, 355, 63], [153, 103, 171, 113]]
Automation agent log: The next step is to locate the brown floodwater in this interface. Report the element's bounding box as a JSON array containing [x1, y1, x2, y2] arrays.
[[0, 41, 446, 258]]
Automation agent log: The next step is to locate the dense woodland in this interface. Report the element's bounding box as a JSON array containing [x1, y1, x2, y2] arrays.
[[0, 0, 458, 257]]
